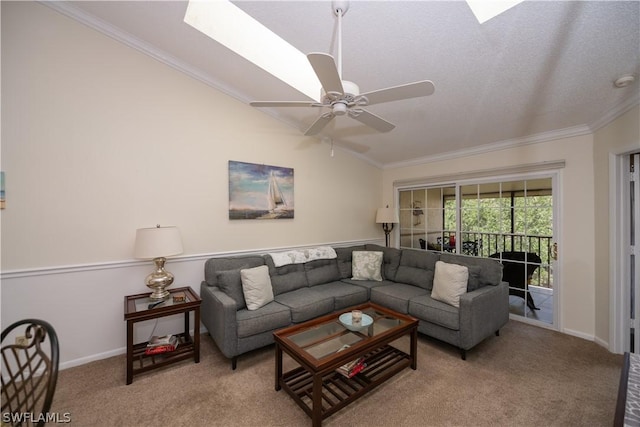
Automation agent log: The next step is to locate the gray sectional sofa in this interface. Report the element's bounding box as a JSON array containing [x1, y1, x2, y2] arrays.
[[200, 244, 508, 369]]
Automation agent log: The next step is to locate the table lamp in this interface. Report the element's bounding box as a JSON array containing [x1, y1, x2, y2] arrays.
[[134, 225, 183, 300], [376, 206, 399, 247]]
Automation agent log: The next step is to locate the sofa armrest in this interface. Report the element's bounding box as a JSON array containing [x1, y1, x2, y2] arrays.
[[200, 281, 238, 359], [458, 281, 509, 350]]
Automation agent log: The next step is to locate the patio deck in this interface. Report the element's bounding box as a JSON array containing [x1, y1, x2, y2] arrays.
[[509, 285, 553, 324]]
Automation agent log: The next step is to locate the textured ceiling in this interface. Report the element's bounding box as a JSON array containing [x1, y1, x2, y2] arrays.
[[48, 1, 640, 168]]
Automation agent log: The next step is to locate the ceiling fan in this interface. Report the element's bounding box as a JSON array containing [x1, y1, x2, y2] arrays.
[[250, 0, 435, 136]]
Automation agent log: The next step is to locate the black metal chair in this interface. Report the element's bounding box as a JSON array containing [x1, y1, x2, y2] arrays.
[[489, 252, 542, 311], [1, 319, 60, 427], [461, 240, 479, 256]]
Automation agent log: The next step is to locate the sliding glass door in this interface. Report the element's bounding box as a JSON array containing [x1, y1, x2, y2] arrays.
[[398, 175, 556, 326]]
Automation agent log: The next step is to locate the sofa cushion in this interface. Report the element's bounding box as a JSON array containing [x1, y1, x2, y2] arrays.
[[431, 261, 468, 308], [466, 265, 483, 291], [236, 301, 291, 338], [240, 265, 274, 310], [341, 278, 394, 299], [352, 251, 384, 281], [395, 249, 439, 290], [365, 244, 401, 281], [439, 253, 503, 287], [204, 255, 265, 286], [313, 281, 369, 310], [274, 288, 334, 323], [370, 283, 429, 314], [265, 255, 309, 295], [305, 258, 341, 286], [409, 294, 459, 330], [335, 245, 367, 279], [216, 269, 247, 310]]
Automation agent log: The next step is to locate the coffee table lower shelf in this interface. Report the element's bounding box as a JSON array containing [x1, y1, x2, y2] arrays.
[[280, 345, 412, 423]]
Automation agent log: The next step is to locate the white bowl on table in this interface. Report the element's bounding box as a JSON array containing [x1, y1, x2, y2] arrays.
[[339, 312, 373, 331]]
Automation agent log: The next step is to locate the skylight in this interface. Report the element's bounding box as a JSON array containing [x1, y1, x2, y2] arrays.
[[466, 0, 524, 24], [184, 0, 321, 101], [183, 0, 523, 103]]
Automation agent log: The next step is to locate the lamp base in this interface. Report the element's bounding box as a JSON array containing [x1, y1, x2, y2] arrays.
[[382, 223, 395, 247], [145, 257, 174, 301], [148, 288, 171, 301]]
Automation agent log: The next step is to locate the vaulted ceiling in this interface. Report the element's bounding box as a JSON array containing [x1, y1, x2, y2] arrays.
[[47, 1, 640, 167]]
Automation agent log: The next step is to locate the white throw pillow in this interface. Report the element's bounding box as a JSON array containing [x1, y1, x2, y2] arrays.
[[240, 265, 274, 310], [431, 261, 469, 308], [351, 251, 383, 281]]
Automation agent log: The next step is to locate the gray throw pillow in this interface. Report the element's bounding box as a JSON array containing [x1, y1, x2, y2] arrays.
[[351, 251, 383, 281], [216, 269, 246, 310], [467, 265, 483, 292]]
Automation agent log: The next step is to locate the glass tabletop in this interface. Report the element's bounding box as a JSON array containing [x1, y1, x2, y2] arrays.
[[132, 290, 192, 313], [285, 306, 407, 361]]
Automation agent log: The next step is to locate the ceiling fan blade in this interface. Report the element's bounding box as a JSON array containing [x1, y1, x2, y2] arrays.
[[250, 101, 319, 108], [304, 113, 334, 136], [360, 80, 435, 106], [349, 109, 396, 133], [307, 53, 344, 95]]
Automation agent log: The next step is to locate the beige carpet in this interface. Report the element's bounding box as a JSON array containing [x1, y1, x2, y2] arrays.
[[50, 320, 623, 426]]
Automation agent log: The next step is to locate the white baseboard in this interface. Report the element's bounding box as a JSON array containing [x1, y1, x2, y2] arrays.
[[593, 335, 610, 351], [60, 347, 127, 371], [58, 327, 210, 371], [562, 327, 595, 342]]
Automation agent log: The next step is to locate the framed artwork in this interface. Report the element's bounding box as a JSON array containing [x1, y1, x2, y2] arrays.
[[228, 161, 294, 220]]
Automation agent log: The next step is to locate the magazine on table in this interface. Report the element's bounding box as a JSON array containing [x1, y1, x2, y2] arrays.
[[145, 335, 179, 355], [335, 344, 367, 378]]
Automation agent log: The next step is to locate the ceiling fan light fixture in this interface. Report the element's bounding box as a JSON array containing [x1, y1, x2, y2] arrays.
[[249, 0, 434, 137], [333, 102, 348, 116]]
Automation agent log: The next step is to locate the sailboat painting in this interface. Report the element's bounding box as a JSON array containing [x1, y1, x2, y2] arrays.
[[228, 161, 294, 220]]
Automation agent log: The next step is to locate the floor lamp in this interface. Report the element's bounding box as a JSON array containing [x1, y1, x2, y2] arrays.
[[376, 206, 399, 247]]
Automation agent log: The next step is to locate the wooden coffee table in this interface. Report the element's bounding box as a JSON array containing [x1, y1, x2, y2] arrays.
[[274, 302, 418, 426]]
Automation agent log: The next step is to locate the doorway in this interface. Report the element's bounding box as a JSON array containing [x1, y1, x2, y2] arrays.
[[618, 152, 640, 353]]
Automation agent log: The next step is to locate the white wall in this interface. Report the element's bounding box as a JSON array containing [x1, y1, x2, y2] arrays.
[[0, 2, 383, 368], [593, 105, 640, 346], [382, 134, 599, 340], [383, 106, 639, 346]]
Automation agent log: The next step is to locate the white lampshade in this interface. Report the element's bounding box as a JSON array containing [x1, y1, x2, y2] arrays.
[[376, 207, 399, 224], [134, 226, 183, 259]]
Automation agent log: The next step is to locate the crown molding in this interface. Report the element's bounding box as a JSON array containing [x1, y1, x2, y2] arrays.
[[381, 124, 592, 170], [381, 92, 639, 170], [41, 1, 253, 105], [392, 160, 566, 189], [40, 2, 637, 172], [41, 2, 386, 170], [588, 91, 640, 132]]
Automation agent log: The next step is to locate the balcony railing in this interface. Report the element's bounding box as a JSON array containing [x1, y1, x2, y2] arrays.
[[414, 231, 553, 288]]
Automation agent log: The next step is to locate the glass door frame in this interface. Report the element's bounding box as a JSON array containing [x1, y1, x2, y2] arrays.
[[394, 169, 561, 330]]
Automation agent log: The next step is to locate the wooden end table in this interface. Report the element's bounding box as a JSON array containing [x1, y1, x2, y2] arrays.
[[124, 286, 201, 384]]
